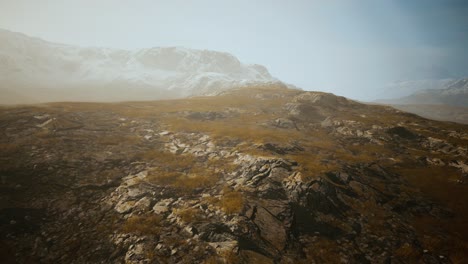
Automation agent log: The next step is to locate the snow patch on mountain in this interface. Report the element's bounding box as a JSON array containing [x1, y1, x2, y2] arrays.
[[0, 28, 279, 103]]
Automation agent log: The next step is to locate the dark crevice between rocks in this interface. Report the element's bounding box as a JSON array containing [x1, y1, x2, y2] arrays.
[[290, 203, 344, 239]]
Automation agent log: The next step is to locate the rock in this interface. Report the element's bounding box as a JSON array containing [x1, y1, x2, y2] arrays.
[[133, 197, 152, 213], [125, 243, 146, 263], [127, 188, 149, 199], [153, 205, 169, 214], [252, 206, 287, 251], [124, 171, 148, 187], [426, 158, 445, 166], [260, 143, 303, 155], [155, 198, 174, 207], [272, 118, 296, 129], [199, 223, 235, 242], [186, 111, 225, 121], [115, 200, 136, 214], [36, 118, 56, 128], [209, 240, 238, 255], [159, 131, 171, 136], [321, 117, 334, 127]]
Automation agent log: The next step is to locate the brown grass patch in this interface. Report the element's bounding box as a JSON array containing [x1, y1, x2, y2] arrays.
[[173, 207, 202, 223], [122, 215, 162, 235], [395, 165, 468, 260], [220, 188, 244, 214], [143, 151, 223, 192]]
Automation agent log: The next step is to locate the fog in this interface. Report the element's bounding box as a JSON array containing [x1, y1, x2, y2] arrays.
[[1, 0, 468, 100]]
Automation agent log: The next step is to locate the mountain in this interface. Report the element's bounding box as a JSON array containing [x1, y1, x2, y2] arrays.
[[374, 78, 468, 124], [391, 78, 468, 107], [390, 104, 468, 124], [377, 78, 468, 106], [376, 79, 455, 100], [0, 28, 277, 104], [1, 85, 467, 263]]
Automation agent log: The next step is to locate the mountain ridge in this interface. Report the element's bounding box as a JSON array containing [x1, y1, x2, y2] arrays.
[[0, 28, 279, 104], [374, 77, 468, 124], [376, 78, 468, 106]]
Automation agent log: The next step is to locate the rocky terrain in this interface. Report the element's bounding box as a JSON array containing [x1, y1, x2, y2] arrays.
[[1, 84, 467, 263]]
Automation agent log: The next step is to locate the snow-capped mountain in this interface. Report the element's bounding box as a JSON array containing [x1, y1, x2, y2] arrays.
[[377, 78, 468, 107], [0, 28, 278, 103], [376, 79, 456, 100]]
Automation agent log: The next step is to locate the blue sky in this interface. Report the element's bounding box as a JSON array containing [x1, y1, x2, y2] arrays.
[[0, 0, 467, 99]]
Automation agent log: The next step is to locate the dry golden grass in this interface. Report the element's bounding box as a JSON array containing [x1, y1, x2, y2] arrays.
[[110, 84, 293, 119], [220, 188, 244, 214], [173, 172, 219, 192], [140, 149, 195, 167], [162, 115, 302, 146], [206, 157, 239, 173], [202, 195, 220, 206], [143, 151, 223, 192], [173, 207, 202, 223], [288, 154, 333, 180], [122, 215, 162, 235], [395, 165, 468, 260], [337, 144, 391, 163]]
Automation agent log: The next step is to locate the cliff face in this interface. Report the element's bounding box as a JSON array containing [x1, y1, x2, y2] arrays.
[[1, 86, 467, 263]]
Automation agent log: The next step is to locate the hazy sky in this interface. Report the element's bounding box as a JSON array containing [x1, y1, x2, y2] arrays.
[[1, 0, 467, 99]]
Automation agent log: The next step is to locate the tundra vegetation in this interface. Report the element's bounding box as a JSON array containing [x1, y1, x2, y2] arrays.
[[0, 84, 467, 263]]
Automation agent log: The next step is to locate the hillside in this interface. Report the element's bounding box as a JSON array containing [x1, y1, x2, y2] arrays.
[[1, 85, 467, 263], [0, 28, 277, 104]]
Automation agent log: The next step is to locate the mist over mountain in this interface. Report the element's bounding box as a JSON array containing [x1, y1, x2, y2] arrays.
[[375, 79, 454, 100], [394, 78, 468, 106], [0, 29, 277, 104], [376, 78, 468, 104], [374, 78, 468, 124]]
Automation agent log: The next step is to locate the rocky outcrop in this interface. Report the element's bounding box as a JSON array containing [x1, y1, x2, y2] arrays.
[[0, 87, 467, 263]]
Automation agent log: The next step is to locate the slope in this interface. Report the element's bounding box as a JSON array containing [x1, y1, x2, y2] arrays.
[[0, 84, 467, 263]]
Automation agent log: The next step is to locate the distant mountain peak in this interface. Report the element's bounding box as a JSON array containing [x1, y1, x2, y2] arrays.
[[0, 29, 278, 104]]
